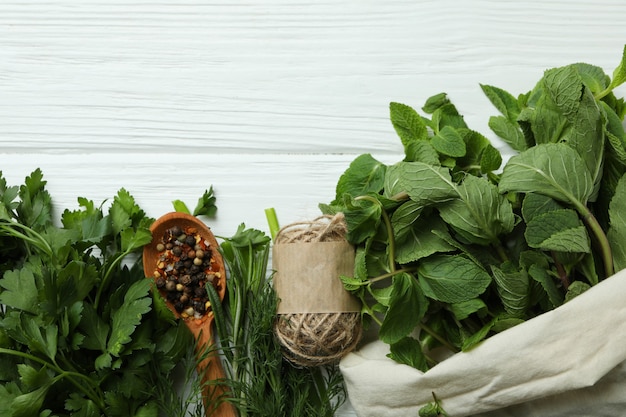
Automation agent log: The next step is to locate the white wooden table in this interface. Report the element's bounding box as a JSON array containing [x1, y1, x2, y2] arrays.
[[2, 1, 626, 415]]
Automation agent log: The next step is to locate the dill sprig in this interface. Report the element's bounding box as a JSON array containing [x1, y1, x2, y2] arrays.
[[206, 223, 347, 417]]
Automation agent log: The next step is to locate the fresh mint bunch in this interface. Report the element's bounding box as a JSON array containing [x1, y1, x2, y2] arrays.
[[0, 169, 195, 416], [321, 46, 626, 371]]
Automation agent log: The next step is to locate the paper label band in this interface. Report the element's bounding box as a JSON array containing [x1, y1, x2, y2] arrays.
[[273, 241, 361, 314]]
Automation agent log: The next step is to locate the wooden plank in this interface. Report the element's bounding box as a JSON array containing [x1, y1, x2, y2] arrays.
[[2, 1, 625, 154], [1, 152, 381, 238]]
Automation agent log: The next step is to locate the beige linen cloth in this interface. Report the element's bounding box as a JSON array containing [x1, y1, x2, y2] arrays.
[[340, 268, 626, 417]]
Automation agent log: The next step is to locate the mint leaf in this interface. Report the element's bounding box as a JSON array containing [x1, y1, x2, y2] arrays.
[[438, 175, 515, 245], [379, 272, 428, 344], [390, 200, 424, 242], [390, 102, 429, 160], [606, 44, 626, 94], [543, 65, 582, 120], [479, 143, 502, 173], [422, 93, 450, 114], [431, 103, 467, 131], [608, 174, 626, 272], [393, 211, 454, 264], [499, 143, 594, 207], [488, 115, 527, 152], [602, 102, 626, 164], [431, 126, 466, 157], [565, 281, 590, 302], [418, 255, 491, 304], [332, 154, 386, 203], [525, 209, 590, 253], [521, 193, 563, 223], [455, 129, 502, 174], [387, 336, 428, 372], [528, 263, 563, 308], [397, 162, 457, 206], [542, 66, 605, 186], [461, 318, 496, 351], [491, 263, 529, 319], [341, 195, 383, 244], [448, 298, 487, 321], [480, 84, 521, 121]]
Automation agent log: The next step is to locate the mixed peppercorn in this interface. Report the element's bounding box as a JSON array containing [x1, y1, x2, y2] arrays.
[[152, 225, 221, 319]]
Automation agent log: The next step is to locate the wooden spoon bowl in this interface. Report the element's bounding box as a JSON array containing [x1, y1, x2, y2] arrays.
[[143, 212, 236, 417]]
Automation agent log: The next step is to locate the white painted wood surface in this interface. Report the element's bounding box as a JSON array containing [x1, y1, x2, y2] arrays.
[[2, 1, 626, 415]]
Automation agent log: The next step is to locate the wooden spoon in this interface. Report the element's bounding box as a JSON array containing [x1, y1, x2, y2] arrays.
[[143, 212, 236, 417]]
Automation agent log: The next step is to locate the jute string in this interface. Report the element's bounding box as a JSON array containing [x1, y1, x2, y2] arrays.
[[273, 213, 362, 367]]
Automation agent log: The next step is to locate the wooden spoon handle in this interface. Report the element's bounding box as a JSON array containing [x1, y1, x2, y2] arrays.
[[198, 350, 237, 417], [195, 326, 237, 417]]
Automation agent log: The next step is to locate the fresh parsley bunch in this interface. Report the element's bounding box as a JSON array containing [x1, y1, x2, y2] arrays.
[[0, 169, 195, 416], [321, 46, 626, 371]]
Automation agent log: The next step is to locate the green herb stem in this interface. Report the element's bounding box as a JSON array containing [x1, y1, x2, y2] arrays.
[[418, 322, 459, 353], [0, 348, 105, 409], [579, 207, 614, 278], [265, 207, 280, 240], [551, 251, 570, 289], [390, 191, 410, 202], [493, 242, 509, 263], [94, 249, 131, 309], [368, 267, 418, 285], [0, 222, 54, 260], [56, 370, 106, 409], [0, 347, 53, 368]]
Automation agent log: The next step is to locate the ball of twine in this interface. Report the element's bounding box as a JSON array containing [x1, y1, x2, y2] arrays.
[[273, 213, 362, 367]]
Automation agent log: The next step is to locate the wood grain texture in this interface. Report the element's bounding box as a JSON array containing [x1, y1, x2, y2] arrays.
[[1, 152, 369, 238], [2, 0, 625, 155], [1, 1, 626, 415]]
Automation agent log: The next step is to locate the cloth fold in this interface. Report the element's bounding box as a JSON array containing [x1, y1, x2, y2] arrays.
[[340, 268, 626, 417]]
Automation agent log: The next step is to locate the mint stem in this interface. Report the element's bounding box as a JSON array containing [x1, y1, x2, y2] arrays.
[[419, 322, 459, 353], [579, 207, 614, 278], [551, 251, 570, 290], [368, 267, 418, 285]]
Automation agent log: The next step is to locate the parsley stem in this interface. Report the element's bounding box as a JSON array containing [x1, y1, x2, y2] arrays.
[[0, 222, 54, 260], [94, 249, 131, 309], [0, 348, 105, 409]]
